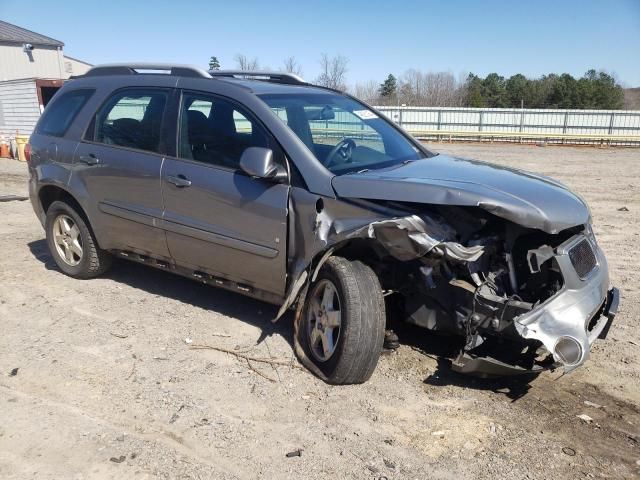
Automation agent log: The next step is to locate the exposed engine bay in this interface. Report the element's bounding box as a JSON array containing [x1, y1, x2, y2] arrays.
[[280, 189, 619, 379], [361, 204, 584, 373]]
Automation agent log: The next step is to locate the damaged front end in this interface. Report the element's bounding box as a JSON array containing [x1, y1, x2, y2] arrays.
[[369, 204, 618, 377], [279, 186, 618, 379], [446, 222, 619, 377]]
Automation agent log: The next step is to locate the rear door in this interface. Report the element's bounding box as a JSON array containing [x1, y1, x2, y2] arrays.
[[160, 90, 289, 297], [73, 87, 172, 258]]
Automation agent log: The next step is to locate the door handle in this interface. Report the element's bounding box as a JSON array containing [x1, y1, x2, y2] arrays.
[[166, 174, 192, 188], [78, 154, 100, 166]]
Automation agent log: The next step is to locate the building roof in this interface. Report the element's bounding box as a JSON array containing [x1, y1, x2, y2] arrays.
[[63, 54, 92, 67], [0, 20, 64, 47]]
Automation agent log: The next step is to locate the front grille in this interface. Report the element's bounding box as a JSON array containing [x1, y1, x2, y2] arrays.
[[569, 239, 597, 279]]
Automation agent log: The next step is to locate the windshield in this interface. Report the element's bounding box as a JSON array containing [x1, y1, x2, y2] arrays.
[[258, 92, 430, 174]]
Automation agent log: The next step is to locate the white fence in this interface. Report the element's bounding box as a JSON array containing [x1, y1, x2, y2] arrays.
[[374, 106, 640, 145]]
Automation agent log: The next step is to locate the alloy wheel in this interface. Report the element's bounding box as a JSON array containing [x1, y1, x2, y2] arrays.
[[307, 279, 342, 361], [52, 214, 83, 266]]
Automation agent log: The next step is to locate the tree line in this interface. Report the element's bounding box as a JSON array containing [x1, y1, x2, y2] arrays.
[[208, 55, 625, 110], [372, 70, 624, 109]]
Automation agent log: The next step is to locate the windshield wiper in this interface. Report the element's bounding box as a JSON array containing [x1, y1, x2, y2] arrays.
[[344, 168, 370, 175]]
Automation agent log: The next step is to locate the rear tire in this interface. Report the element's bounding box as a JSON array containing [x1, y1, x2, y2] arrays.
[[45, 200, 112, 279], [301, 256, 386, 384]]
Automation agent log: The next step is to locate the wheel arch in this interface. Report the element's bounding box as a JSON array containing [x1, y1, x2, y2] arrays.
[[309, 238, 386, 286], [39, 184, 87, 219], [38, 185, 102, 248]]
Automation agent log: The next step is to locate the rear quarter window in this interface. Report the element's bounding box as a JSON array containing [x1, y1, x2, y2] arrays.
[[36, 89, 94, 137]]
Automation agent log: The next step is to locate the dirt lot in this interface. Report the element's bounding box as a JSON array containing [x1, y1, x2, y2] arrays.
[[1, 143, 639, 479]]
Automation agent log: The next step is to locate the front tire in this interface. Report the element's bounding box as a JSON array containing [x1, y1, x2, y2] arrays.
[[45, 200, 112, 279], [301, 257, 386, 384]]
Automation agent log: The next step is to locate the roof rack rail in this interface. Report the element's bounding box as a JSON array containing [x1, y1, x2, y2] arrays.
[[208, 70, 306, 85], [83, 63, 212, 79]]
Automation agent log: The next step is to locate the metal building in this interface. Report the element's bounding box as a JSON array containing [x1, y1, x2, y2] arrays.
[[0, 20, 92, 137]]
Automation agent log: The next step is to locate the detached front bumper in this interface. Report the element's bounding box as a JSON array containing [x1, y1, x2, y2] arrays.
[[514, 233, 617, 372], [453, 233, 619, 377]]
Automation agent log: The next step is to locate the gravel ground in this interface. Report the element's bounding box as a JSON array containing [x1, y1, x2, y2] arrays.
[[0, 143, 639, 479]]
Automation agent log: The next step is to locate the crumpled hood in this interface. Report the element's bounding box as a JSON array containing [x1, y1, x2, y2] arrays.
[[331, 155, 589, 234]]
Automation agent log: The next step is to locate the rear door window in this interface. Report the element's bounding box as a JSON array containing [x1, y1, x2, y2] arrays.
[[90, 89, 168, 154], [37, 89, 93, 137]]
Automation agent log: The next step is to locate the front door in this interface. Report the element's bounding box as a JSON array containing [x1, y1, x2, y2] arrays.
[[73, 88, 171, 258], [161, 91, 289, 297]]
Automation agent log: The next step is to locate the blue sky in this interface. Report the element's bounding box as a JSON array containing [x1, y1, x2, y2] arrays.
[[2, 0, 639, 86]]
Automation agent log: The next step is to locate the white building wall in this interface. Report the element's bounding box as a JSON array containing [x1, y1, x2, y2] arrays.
[[0, 78, 40, 137], [0, 42, 64, 81], [62, 56, 92, 77]]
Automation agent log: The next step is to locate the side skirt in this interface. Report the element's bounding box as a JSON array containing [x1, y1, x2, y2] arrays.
[[110, 249, 284, 306]]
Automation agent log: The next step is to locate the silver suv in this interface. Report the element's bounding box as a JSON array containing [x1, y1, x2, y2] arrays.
[[27, 63, 618, 384]]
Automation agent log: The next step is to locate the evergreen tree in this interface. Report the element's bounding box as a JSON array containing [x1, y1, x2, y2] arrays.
[[461, 70, 623, 109], [549, 74, 578, 108], [465, 74, 486, 107], [481, 73, 508, 108], [379, 74, 397, 98], [208, 56, 221, 70], [590, 70, 624, 109], [505, 74, 529, 107]]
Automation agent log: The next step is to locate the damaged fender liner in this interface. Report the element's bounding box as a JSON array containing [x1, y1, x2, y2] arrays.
[[274, 189, 485, 322]]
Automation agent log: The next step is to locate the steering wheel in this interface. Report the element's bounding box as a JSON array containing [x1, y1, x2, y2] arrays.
[[324, 138, 356, 168]]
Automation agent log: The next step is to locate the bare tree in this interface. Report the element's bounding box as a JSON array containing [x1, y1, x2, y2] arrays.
[[234, 54, 259, 71], [400, 69, 424, 105], [315, 53, 348, 90], [350, 80, 379, 103], [282, 56, 303, 76], [397, 69, 465, 106]]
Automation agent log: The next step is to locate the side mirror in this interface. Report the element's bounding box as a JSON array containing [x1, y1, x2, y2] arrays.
[[239, 147, 285, 181]]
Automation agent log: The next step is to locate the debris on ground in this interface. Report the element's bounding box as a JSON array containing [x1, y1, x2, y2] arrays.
[[577, 414, 594, 424], [0, 194, 28, 202], [189, 343, 303, 383], [109, 455, 126, 464], [431, 430, 447, 438], [383, 330, 400, 350], [9, 367, 19, 377], [617, 206, 630, 211], [583, 400, 603, 409], [383, 459, 396, 469], [169, 405, 185, 424], [562, 447, 576, 456], [285, 449, 303, 458]]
